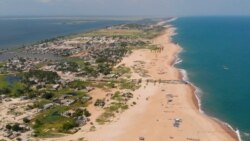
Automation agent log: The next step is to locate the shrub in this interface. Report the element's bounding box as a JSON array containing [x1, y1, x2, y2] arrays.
[[12, 123, 21, 132], [34, 119, 43, 128], [23, 70, 60, 84], [41, 92, 54, 99], [23, 117, 30, 123], [68, 80, 88, 90], [6, 124, 12, 130], [83, 109, 91, 117], [61, 121, 78, 132]]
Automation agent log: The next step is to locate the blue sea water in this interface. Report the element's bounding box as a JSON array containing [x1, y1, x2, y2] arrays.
[[173, 17, 250, 141], [0, 17, 127, 48]]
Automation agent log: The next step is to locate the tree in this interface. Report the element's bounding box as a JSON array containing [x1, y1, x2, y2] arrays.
[[6, 124, 11, 130], [42, 92, 54, 99], [34, 119, 43, 128], [61, 121, 77, 131], [83, 109, 91, 117], [23, 117, 30, 123], [23, 70, 60, 84], [12, 123, 20, 131]]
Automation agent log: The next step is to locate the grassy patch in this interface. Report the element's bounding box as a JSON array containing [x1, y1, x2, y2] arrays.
[[142, 26, 166, 39], [10, 81, 27, 97], [31, 106, 75, 137], [0, 75, 8, 89], [95, 110, 114, 125], [0, 62, 5, 68], [112, 66, 131, 77], [34, 99, 51, 109], [96, 91, 129, 125], [119, 79, 140, 91], [0, 75, 29, 97], [68, 80, 90, 90], [83, 29, 144, 38]]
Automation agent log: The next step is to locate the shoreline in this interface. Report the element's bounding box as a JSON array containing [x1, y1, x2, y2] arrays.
[[172, 32, 240, 140], [20, 23, 240, 141], [79, 26, 238, 141], [176, 63, 240, 140]]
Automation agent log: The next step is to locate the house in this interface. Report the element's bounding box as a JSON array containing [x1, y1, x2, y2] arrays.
[[75, 116, 88, 126], [61, 110, 75, 118], [122, 92, 133, 99], [82, 96, 92, 102], [103, 74, 117, 79], [43, 103, 54, 110], [86, 87, 95, 92], [59, 94, 73, 100], [52, 84, 60, 90], [60, 99, 75, 106], [94, 99, 105, 107]]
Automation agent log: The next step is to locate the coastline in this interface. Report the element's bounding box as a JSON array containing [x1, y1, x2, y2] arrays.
[[51, 25, 239, 141], [0, 18, 243, 141], [173, 30, 240, 140], [176, 62, 240, 140]]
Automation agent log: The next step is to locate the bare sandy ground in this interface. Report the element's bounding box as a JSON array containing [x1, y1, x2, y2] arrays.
[[48, 27, 238, 141]]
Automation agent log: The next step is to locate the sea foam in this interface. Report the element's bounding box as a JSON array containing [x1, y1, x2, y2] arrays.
[[172, 36, 242, 141]]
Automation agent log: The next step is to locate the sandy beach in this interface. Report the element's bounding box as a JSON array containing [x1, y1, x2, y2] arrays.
[[49, 27, 238, 141]]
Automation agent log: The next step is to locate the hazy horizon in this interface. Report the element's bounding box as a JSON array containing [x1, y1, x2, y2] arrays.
[[1, 0, 250, 17]]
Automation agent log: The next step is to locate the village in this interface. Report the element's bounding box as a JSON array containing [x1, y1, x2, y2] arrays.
[[0, 20, 171, 140], [0, 18, 195, 140]]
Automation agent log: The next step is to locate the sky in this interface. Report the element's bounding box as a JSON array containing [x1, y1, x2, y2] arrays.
[[0, 0, 250, 17]]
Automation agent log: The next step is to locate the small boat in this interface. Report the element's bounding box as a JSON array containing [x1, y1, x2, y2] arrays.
[[223, 65, 229, 70]]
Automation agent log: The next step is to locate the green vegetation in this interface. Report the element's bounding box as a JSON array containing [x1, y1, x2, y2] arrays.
[[41, 92, 54, 100], [63, 57, 86, 68], [0, 62, 5, 69], [82, 24, 165, 39], [52, 89, 89, 99], [83, 29, 144, 38], [23, 117, 31, 123], [32, 106, 72, 137], [0, 75, 9, 94], [9, 81, 27, 97], [143, 26, 166, 39], [33, 99, 51, 109], [90, 80, 116, 89], [146, 44, 161, 50], [90, 78, 140, 91], [0, 75, 30, 97], [94, 46, 128, 65], [112, 65, 131, 76], [30, 88, 92, 137], [68, 80, 90, 90], [32, 105, 91, 137], [73, 108, 91, 117], [61, 120, 78, 132], [96, 91, 129, 125], [56, 61, 80, 72], [119, 79, 140, 91], [5, 123, 26, 132], [62, 58, 111, 77], [23, 70, 60, 84], [0, 21, 166, 139], [33, 106, 72, 135], [97, 63, 112, 75]]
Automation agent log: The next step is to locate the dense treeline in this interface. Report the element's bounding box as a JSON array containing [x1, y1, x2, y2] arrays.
[[23, 70, 60, 84]]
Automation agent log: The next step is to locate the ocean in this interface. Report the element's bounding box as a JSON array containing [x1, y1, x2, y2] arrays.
[[173, 17, 250, 141], [1, 16, 249, 140], [0, 17, 127, 48]]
